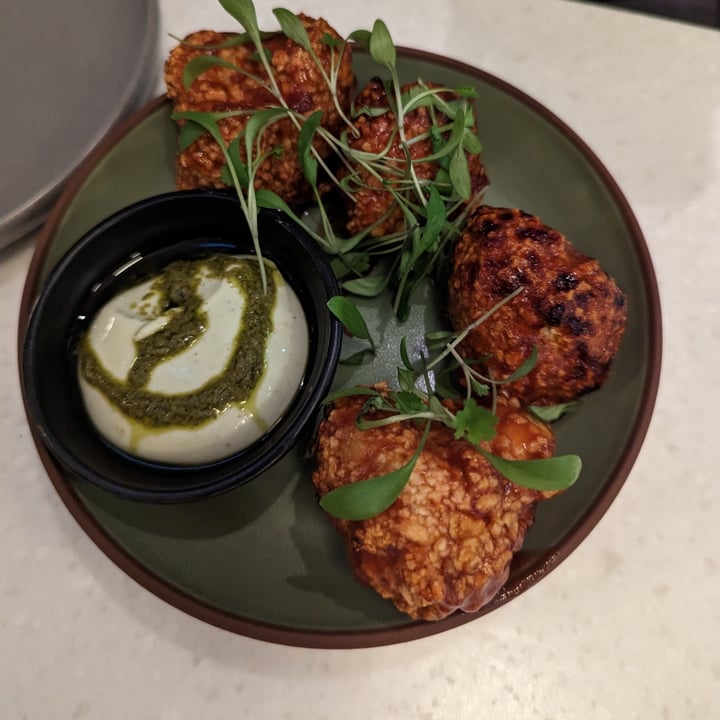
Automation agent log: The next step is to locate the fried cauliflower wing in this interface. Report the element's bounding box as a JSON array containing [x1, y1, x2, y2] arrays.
[[448, 206, 627, 405], [165, 17, 354, 205], [342, 78, 488, 238], [312, 385, 556, 621]]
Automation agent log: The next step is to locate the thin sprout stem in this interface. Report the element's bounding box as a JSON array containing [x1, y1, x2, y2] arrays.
[[427, 286, 525, 371], [357, 410, 440, 428], [306, 39, 358, 134], [390, 69, 427, 208], [447, 346, 493, 386], [222, 145, 267, 292]]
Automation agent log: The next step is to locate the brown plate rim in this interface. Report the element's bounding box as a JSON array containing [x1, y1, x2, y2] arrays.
[[17, 46, 662, 649]]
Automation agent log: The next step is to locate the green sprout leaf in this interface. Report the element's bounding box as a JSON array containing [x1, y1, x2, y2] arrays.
[[324, 386, 380, 404], [319, 459, 413, 520], [177, 121, 206, 152], [320, 422, 430, 520], [352, 104, 389, 119], [454, 85, 479, 99], [394, 391, 427, 415], [330, 252, 371, 279], [348, 29, 372, 49], [462, 129, 483, 155], [219, 164, 234, 186], [529, 402, 577, 422], [418, 108, 467, 164], [327, 296, 372, 341], [219, 0, 262, 42], [244, 107, 287, 159], [272, 8, 312, 50], [254, 188, 294, 214], [321, 32, 340, 49], [171, 110, 226, 146], [469, 377, 490, 396], [226, 134, 249, 188], [425, 330, 456, 350], [420, 185, 446, 250], [297, 109, 323, 185], [502, 346, 538, 383], [452, 397, 496, 444], [399, 336, 413, 370], [342, 274, 389, 297], [480, 450, 582, 492], [449, 144, 471, 200], [368, 19, 396, 69], [396, 366, 416, 393]]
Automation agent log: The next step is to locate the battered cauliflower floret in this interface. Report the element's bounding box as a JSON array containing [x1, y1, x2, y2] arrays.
[[312, 384, 556, 621], [342, 78, 488, 238], [165, 16, 355, 206], [448, 206, 627, 405]]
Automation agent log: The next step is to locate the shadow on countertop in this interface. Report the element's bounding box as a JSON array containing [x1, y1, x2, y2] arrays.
[[580, 0, 720, 28]]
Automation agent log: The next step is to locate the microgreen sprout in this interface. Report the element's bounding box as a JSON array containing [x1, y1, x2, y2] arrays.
[[529, 402, 577, 422], [326, 295, 376, 365], [171, 0, 485, 315], [323, 296, 582, 521]]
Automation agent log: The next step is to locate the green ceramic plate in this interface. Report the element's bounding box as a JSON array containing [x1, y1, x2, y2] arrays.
[[19, 48, 661, 648]]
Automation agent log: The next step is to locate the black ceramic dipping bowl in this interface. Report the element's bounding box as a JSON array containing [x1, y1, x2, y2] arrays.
[[21, 190, 343, 502]]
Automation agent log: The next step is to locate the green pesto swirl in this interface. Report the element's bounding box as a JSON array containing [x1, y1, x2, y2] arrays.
[[78, 254, 276, 428]]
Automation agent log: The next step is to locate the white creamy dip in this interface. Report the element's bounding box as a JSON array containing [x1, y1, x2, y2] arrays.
[[77, 254, 309, 464]]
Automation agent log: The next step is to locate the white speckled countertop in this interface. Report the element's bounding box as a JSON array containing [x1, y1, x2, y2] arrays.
[[1, 0, 719, 717]]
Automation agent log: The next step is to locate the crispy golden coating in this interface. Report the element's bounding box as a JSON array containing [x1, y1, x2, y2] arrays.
[[448, 206, 627, 405], [343, 79, 488, 237], [312, 385, 556, 620], [165, 17, 354, 205]]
